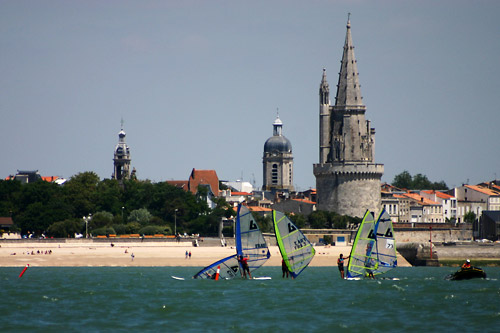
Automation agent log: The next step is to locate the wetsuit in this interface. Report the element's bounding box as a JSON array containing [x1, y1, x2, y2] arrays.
[[337, 257, 345, 272]]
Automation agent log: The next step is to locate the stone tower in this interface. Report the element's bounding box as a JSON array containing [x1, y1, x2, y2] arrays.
[[112, 123, 131, 181], [263, 114, 294, 192], [313, 17, 384, 217]]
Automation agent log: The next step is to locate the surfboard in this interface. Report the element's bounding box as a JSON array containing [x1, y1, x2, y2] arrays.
[[253, 277, 272, 280], [171, 276, 185, 281]]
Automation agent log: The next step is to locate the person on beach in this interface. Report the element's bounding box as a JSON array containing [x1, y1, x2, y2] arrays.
[[337, 253, 349, 279], [238, 255, 251, 279], [131, 253, 135, 261], [461, 259, 471, 269], [282, 259, 289, 278], [188, 251, 191, 259], [185, 250, 188, 259]]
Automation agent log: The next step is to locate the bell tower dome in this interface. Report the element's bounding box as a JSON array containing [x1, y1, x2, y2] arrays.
[[112, 120, 131, 181]]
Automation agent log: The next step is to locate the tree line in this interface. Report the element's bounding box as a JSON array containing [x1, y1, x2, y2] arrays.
[[4, 169, 448, 238]]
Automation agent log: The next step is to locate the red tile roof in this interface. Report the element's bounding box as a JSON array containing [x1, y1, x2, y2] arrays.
[[188, 169, 219, 196], [421, 190, 454, 200], [248, 206, 272, 212], [402, 192, 440, 205], [292, 198, 316, 205], [465, 185, 500, 196], [166, 180, 188, 190], [0, 217, 14, 226]]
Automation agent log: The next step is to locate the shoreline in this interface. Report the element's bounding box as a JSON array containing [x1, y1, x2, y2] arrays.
[[0, 240, 412, 268]]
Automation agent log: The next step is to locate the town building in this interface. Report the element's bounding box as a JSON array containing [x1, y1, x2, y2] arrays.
[[420, 190, 457, 222], [167, 168, 220, 209], [451, 184, 500, 223], [313, 18, 384, 218]]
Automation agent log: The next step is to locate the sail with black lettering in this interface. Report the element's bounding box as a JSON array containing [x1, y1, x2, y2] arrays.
[[371, 208, 397, 275], [273, 210, 315, 278], [346, 210, 377, 279], [193, 254, 240, 279], [236, 204, 271, 272]]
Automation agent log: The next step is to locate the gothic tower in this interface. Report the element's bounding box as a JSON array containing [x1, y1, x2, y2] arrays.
[[313, 17, 384, 217], [112, 123, 131, 181], [263, 114, 294, 192]]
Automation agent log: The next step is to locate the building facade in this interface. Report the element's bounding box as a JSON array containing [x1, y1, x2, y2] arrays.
[[313, 18, 384, 218], [262, 115, 294, 192]]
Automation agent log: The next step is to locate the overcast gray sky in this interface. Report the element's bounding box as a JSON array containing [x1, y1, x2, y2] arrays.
[[1, 0, 499, 191]]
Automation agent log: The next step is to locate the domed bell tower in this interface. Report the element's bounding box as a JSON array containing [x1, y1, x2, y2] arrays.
[[113, 123, 131, 181], [262, 114, 294, 192]]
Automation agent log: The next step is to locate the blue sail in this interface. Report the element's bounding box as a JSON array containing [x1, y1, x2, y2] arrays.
[[192, 254, 240, 279]]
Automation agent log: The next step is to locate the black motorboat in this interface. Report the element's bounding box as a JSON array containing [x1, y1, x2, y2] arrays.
[[445, 267, 487, 280]]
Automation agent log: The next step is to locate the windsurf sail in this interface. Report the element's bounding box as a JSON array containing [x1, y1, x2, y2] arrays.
[[372, 208, 397, 275], [236, 204, 271, 272], [346, 210, 378, 279], [193, 254, 240, 279], [273, 210, 315, 278]]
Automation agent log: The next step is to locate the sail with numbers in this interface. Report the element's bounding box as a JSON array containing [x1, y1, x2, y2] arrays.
[[194, 203, 269, 279], [273, 210, 315, 278], [346, 209, 397, 279], [371, 208, 397, 275]]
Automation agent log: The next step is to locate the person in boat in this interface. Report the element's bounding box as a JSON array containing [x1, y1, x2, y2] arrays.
[[282, 258, 290, 278], [461, 259, 471, 269], [337, 253, 349, 279], [238, 255, 252, 279]]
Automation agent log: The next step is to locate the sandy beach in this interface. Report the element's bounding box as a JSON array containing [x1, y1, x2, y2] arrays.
[[0, 240, 411, 268]]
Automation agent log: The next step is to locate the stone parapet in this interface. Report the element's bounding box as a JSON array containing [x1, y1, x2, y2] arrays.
[[313, 162, 384, 177]]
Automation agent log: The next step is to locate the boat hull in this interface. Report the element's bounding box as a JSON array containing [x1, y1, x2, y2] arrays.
[[446, 267, 486, 280]]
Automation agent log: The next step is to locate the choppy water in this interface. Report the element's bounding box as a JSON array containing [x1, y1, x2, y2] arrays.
[[1, 266, 499, 332]]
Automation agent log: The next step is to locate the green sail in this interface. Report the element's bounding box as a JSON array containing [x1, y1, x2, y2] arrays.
[[346, 210, 377, 279], [273, 210, 315, 278]]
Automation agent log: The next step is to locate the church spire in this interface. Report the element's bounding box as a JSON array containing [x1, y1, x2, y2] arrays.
[[335, 14, 364, 108]]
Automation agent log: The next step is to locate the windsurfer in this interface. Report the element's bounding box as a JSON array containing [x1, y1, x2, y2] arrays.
[[238, 255, 252, 279], [282, 259, 289, 278], [337, 254, 349, 279], [364, 243, 375, 279]]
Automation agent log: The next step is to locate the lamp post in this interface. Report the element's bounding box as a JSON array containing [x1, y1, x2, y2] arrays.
[[174, 209, 178, 236], [83, 213, 92, 239], [122, 206, 125, 223]]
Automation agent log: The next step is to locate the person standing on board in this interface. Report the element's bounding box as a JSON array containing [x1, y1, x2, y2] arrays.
[[238, 255, 252, 279], [282, 258, 290, 278], [337, 253, 349, 279]]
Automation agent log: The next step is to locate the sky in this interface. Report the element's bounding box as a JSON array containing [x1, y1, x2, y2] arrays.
[[1, 0, 499, 191]]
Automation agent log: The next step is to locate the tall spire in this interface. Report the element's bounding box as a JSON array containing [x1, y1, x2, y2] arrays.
[[335, 14, 364, 108]]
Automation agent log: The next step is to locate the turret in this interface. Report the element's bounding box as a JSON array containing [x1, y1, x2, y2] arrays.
[[319, 68, 330, 164]]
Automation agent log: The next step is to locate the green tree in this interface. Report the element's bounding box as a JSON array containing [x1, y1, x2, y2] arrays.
[[392, 170, 412, 189], [63, 172, 100, 217], [47, 219, 83, 238], [392, 170, 448, 190], [463, 211, 476, 223], [90, 211, 113, 229], [128, 208, 152, 225]]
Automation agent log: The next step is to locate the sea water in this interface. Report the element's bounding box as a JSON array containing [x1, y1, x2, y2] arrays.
[[1, 266, 499, 332]]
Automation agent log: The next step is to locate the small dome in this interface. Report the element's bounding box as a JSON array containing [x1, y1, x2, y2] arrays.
[[264, 135, 292, 153], [119, 130, 126, 138]]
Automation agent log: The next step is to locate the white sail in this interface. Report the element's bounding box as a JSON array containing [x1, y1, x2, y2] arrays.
[[372, 209, 397, 275], [236, 204, 270, 271]]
